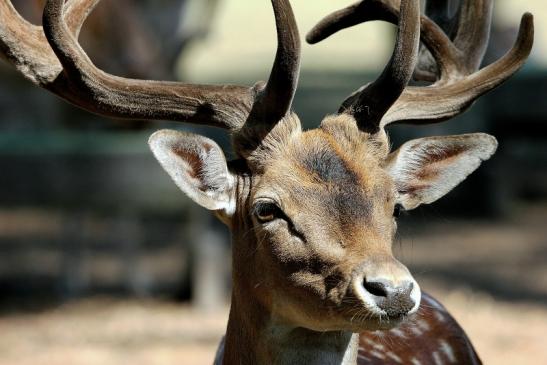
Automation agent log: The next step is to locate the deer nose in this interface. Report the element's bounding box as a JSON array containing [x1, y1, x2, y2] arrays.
[[363, 278, 415, 317]]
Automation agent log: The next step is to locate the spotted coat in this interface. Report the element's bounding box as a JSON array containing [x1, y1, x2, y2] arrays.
[[357, 293, 481, 365]]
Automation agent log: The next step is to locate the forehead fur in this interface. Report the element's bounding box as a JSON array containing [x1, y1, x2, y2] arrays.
[[246, 113, 389, 170], [243, 113, 303, 169], [319, 114, 390, 159], [254, 115, 395, 230]]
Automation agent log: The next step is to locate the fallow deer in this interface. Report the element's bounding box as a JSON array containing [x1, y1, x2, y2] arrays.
[[0, 0, 534, 364]]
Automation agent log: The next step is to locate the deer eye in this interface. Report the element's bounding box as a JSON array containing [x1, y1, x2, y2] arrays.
[[253, 201, 283, 223], [393, 204, 405, 218]]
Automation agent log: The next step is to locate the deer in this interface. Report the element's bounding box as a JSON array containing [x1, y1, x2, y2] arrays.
[[0, 0, 534, 364]]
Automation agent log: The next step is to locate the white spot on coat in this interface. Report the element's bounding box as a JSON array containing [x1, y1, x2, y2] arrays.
[[390, 328, 407, 338], [370, 350, 386, 359], [418, 320, 431, 332], [386, 351, 403, 363], [434, 310, 447, 322], [440, 340, 457, 363], [410, 325, 423, 336], [433, 351, 444, 365], [357, 354, 370, 362]]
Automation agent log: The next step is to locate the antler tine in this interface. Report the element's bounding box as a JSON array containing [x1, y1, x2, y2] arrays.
[[336, 0, 420, 133], [307, 0, 460, 83], [39, 0, 256, 130], [451, 0, 494, 73], [1, 0, 301, 132], [64, 0, 102, 36], [250, 0, 301, 125], [415, 1, 459, 82], [417, 1, 493, 82], [385, 12, 534, 125], [307, 0, 534, 130], [0, 0, 99, 85]]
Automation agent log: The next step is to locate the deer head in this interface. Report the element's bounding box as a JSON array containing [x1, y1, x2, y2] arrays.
[[0, 0, 534, 360], [148, 0, 532, 334]]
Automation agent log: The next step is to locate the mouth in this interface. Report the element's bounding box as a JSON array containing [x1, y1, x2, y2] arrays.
[[370, 312, 410, 330], [336, 303, 413, 332]]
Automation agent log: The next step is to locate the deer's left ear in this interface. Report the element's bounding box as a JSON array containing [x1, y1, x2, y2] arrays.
[[149, 130, 236, 214], [385, 133, 498, 210]]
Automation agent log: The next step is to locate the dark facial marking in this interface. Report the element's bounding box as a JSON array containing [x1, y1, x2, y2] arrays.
[[330, 187, 372, 225], [301, 147, 359, 185], [300, 146, 373, 226]]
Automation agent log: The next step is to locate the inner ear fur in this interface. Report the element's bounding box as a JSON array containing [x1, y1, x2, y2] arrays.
[[385, 133, 498, 210], [149, 129, 235, 213]]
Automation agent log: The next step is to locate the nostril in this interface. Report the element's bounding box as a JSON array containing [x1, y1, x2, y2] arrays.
[[361, 279, 417, 316], [363, 279, 388, 297], [401, 281, 414, 296]]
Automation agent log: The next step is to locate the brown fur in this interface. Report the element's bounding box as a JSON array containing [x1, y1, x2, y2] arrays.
[[0, 1, 508, 363], [221, 115, 420, 364]]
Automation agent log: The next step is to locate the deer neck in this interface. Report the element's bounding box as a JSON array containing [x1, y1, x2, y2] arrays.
[[222, 298, 359, 365], [220, 180, 359, 365]]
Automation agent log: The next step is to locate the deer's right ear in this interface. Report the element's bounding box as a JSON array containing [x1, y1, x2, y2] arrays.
[[149, 130, 236, 214]]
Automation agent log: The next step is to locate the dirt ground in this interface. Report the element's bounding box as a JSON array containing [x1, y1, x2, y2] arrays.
[[0, 203, 546, 365], [0, 291, 546, 365]]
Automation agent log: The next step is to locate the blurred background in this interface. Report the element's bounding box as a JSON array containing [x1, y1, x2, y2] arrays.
[[0, 0, 546, 364]]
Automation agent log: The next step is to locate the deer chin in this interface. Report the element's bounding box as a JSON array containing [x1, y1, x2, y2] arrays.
[[334, 292, 419, 332], [271, 297, 413, 333], [327, 277, 423, 332], [269, 278, 418, 333], [347, 308, 415, 331]]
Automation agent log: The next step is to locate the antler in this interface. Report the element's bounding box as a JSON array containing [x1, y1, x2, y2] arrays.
[[333, 0, 420, 133], [0, 0, 300, 132], [307, 0, 534, 131]]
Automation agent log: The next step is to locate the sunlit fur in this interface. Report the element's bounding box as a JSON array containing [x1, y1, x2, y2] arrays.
[[228, 114, 420, 335], [146, 108, 499, 365], [150, 110, 495, 363]]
